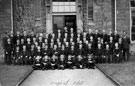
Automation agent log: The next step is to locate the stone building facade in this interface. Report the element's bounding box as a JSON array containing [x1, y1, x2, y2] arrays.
[[0, 0, 134, 43]]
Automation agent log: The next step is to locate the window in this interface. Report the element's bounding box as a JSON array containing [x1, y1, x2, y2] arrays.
[[131, 0, 135, 7], [131, 0, 135, 41], [52, 0, 76, 12], [87, 0, 93, 20]]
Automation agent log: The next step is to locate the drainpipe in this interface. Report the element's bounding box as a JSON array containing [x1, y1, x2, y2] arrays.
[[115, 0, 117, 31], [11, 0, 14, 33]]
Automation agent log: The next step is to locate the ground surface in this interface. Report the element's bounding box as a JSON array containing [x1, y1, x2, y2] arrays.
[[0, 65, 32, 86], [20, 69, 116, 86], [98, 56, 135, 86]]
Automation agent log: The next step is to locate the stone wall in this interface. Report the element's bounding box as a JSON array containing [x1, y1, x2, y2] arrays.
[[0, 0, 11, 38], [0, 0, 131, 36], [116, 0, 130, 37], [85, 0, 112, 33], [85, 0, 130, 37], [13, 0, 46, 33]]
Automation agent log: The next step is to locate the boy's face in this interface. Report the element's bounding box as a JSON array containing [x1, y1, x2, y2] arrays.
[[62, 45, 65, 49], [72, 42, 75, 46], [106, 45, 109, 49], [58, 30, 60, 33], [90, 36, 93, 40], [33, 38, 36, 41], [70, 38, 73, 42], [17, 40, 20, 43], [115, 43, 118, 47], [58, 42, 61, 46], [54, 45, 57, 49], [31, 45, 34, 49], [45, 39, 47, 43], [46, 34, 48, 38], [110, 37, 113, 41], [119, 38, 122, 43], [17, 31, 20, 35], [89, 29, 92, 33], [23, 46, 26, 50], [64, 39, 66, 42], [16, 47, 19, 51], [51, 39, 54, 43], [88, 44, 92, 47], [71, 33, 74, 37], [42, 43, 45, 47], [114, 30, 117, 34], [102, 29, 105, 33], [65, 33, 67, 37], [71, 46, 74, 50], [83, 38, 86, 41], [79, 45, 82, 48], [101, 39, 103, 43], [45, 45, 48, 49], [23, 31, 27, 36], [71, 28, 73, 32], [98, 44, 101, 48], [21, 39, 24, 43], [64, 27, 67, 30], [7, 38, 11, 42]]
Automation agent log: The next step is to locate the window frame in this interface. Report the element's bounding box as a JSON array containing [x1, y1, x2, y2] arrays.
[[130, 0, 135, 43], [87, 0, 94, 20], [52, 0, 76, 13]]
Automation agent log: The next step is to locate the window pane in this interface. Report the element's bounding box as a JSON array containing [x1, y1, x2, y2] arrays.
[[70, 2, 75, 5], [70, 6, 76, 12], [53, 2, 58, 5], [88, 0, 93, 19], [53, 6, 59, 12], [65, 2, 70, 5], [59, 6, 64, 12], [65, 6, 70, 12], [131, 1, 135, 7], [59, 2, 64, 5], [70, 0, 76, 1], [53, 0, 57, 1], [52, 1, 76, 13]]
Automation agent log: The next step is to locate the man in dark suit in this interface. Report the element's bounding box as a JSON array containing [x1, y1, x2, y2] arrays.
[[21, 30, 29, 44], [14, 31, 21, 44], [66, 46, 75, 69], [101, 29, 108, 44], [5, 38, 13, 65], [113, 30, 120, 43], [122, 31, 130, 61]]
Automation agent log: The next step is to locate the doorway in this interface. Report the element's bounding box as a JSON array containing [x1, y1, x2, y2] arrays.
[[53, 15, 76, 33]]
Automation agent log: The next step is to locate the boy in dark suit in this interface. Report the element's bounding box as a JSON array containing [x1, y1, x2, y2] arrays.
[[113, 43, 120, 63], [58, 55, 66, 70]]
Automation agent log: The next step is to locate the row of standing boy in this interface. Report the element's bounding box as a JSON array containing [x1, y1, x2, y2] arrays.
[[2, 27, 130, 69]]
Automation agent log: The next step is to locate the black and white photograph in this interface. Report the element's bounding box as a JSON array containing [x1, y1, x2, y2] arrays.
[[0, 0, 135, 86]]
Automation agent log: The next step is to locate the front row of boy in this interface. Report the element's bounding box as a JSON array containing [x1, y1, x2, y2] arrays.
[[33, 47, 95, 70]]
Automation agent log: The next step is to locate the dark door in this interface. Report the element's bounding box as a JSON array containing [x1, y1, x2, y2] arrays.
[[65, 15, 76, 33], [53, 15, 64, 33], [53, 15, 76, 33]]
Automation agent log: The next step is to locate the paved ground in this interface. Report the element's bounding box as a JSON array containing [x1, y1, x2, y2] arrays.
[[20, 68, 116, 86]]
